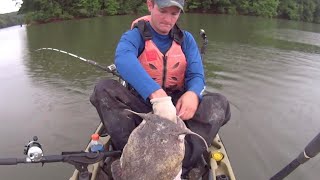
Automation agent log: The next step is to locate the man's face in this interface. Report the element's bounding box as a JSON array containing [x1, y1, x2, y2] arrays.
[[147, 1, 181, 35]]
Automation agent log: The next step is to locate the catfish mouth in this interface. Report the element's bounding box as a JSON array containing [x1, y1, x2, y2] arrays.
[[125, 109, 178, 124], [125, 109, 209, 151]]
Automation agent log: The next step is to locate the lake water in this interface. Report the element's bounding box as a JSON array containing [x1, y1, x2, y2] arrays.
[[0, 14, 320, 179]]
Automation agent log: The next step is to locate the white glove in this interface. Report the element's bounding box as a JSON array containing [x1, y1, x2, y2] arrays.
[[150, 96, 177, 123]]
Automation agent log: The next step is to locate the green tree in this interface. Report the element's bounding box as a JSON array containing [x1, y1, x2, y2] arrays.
[[117, 0, 145, 14], [202, 0, 213, 12], [297, 0, 316, 22], [278, 0, 300, 20], [235, 0, 279, 17], [236, 0, 252, 14], [314, 0, 320, 23], [14, 0, 320, 24], [216, 0, 233, 14], [252, 0, 279, 17], [0, 12, 24, 28], [104, 0, 120, 15], [186, 0, 202, 11], [74, 0, 100, 17]]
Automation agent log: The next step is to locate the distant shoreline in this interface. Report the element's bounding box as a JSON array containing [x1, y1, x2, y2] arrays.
[[1, 12, 320, 30]]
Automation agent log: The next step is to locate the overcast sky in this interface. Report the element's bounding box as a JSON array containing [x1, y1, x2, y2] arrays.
[[0, 0, 23, 14]]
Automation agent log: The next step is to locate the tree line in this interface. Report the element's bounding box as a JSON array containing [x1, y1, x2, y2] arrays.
[[0, 12, 24, 29], [1, 0, 320, 28], [18, 0, 146, 24]]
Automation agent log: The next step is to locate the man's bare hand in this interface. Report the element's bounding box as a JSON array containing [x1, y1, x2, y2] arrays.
[[175, 91, 199, 120]]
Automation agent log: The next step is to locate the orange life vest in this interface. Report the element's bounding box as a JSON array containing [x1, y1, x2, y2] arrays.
[[131, 16, 187, 92]]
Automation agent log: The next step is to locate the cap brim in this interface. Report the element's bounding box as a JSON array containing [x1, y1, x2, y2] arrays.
[[156, 1, 184, 12]]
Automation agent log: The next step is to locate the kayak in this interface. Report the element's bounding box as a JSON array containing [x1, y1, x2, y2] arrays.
[[69, 122, 236, 180], [63, 28, 236, 179], [36, 32, 236, 179]]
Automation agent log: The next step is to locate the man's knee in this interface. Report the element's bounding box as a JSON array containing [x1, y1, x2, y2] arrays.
[[94, 79, 121, 93], [201, 92, 231, 125], [90, 79, 120, 106], [203, 93, 227, 104]]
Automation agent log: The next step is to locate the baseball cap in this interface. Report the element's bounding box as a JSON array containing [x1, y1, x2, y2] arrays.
[[155, 0, 185, 11]]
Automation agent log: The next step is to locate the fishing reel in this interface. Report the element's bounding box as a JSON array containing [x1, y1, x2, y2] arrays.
[[107, 64, 128, 87], [24, 136, 43, 162], [200, 29, 207, 40]]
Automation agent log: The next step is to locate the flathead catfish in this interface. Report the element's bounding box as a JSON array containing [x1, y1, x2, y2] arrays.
[[111, 110, 208, 180]]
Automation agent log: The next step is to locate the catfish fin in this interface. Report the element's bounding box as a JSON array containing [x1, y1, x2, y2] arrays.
[[179, 129, 209, 151], [125, 109, 148, 119], [111, 159, 122, 180]]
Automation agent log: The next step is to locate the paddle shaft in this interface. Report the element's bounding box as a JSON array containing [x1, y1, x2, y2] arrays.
[[270, 132, 320, 180]]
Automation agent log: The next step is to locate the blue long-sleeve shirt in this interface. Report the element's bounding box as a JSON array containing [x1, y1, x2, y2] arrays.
[[115, 23, 205, 101]]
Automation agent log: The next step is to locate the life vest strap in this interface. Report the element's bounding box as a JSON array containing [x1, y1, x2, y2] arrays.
[[135, 20, 152, 41]]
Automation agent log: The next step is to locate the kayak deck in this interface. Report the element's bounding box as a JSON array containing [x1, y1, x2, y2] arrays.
[[70, 123, 236, 180]]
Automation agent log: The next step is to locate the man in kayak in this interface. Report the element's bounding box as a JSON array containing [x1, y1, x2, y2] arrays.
[[90, 0, 231, 178]]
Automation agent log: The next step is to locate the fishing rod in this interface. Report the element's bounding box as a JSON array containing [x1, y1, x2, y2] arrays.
[[0, 136, 121, 180], [36, 29, 208, 86], [35, 48, 120, 78], [37, 30, 208, 66], [270, 132, 320, 180]]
